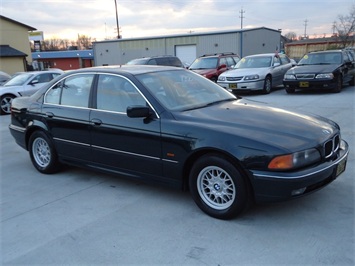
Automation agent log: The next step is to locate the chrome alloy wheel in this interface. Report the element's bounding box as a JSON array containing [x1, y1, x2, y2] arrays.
[[1, 95, 14, 114], [32, 137, 51, 168], [197, 166, 236, 210]]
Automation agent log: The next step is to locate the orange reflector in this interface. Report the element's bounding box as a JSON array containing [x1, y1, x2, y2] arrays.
[[268, 154, 293, 170]]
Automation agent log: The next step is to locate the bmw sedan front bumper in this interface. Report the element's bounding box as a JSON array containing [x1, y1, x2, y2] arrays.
[[250, 140, 349, 202]]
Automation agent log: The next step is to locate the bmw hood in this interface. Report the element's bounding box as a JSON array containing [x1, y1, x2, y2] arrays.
[[174, 99, 339, 152]]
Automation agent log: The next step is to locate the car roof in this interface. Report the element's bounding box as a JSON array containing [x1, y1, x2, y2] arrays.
[[18, 70, 64, 75], [309, 50, 343, 54], [200, 53, 238, 58], [64, 65, 181, 75], [244, 53, 281, 58]]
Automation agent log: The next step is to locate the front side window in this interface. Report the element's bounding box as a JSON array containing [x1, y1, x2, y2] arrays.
[[34, 73, 53, 84], [96, 74, 146, 113], [219, 57, 228, 67], [280, 55, 290, 65]]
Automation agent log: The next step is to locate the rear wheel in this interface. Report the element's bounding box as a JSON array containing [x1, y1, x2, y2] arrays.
[[29, 131, 60, 174], [189, 154, 249, 219], [0, 94, 15, 115], [262, 76, 272, 94]]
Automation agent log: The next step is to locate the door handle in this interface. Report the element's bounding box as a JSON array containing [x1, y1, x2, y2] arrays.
[[90, 118, 102, 126], [45, 112, 54, 118]]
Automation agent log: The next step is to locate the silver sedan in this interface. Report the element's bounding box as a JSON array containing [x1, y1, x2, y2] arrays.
[[217, 53, 294, 94]]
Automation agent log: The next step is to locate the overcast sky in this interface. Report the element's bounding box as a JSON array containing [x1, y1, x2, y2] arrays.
[[1, 0, 354, 41]]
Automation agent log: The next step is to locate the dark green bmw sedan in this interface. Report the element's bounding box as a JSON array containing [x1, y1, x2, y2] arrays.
[[9, 65, 349, 219]]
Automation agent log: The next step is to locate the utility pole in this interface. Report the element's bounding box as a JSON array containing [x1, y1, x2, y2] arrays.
[[239, 8, 245, 29], [303, 19, 308, 39], [114, 0, 120, 39], [332, 21, 337, 36]]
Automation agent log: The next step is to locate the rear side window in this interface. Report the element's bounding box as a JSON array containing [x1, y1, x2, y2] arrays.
[[45, 74, 94, 107], [155, 57, 170, 66], [147, 59, 158, 65], [168, 57, 183, 67]]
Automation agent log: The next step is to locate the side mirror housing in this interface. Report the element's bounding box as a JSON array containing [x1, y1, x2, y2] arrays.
[[127, 106, 150, 118]]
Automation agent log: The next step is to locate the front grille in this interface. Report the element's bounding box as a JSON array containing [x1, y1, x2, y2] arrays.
[[295, 74, 315, 79], [226, 77, 243, 81], [324, 134, 340, 159]]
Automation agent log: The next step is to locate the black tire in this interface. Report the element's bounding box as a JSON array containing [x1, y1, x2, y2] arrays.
[[189, 154, 249, 220], [333, 75, 342, 93], [262, 76, 272, 94], [286, 87, 295, 94], [210, 76, 217, 83], [0, 94, 15, 115], [29, 131, 60, 174]]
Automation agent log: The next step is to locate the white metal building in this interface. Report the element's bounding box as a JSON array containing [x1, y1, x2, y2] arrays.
[[93, 27, 281, 66]]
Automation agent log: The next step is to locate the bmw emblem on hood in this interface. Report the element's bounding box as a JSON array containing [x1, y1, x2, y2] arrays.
[[322, 129, 331, 135]]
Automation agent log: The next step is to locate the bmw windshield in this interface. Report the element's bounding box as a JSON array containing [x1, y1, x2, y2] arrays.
[[136, 69, 236, 111]]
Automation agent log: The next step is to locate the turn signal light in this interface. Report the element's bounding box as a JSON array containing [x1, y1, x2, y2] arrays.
[[268, 154, 293, 170]]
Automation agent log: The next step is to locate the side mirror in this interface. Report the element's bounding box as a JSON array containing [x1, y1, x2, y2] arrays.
[[30, 80, 39, 85], [127, 106, 150, 118], [273, 62, 281, 67]]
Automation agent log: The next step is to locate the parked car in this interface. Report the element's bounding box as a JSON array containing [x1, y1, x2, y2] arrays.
[[283, 49, 355, 93], [217, 53, 294, 94], [9, 65, 349, 219], [0, 70, 63, 115], [126, 55, 184, 68], [0, 71, 11, 85], [188, 52, 240, 82]]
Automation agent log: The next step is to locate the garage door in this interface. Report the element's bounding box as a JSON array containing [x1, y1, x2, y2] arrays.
[[176, 45, 197, 65]]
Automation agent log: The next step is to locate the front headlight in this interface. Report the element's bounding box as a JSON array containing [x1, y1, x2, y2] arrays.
[[268, 148, 321, 170], [244, 74, 259, 80], [315, 73, 334, 79], [218, 76, 226, 81], [284, 74, 296, 80]]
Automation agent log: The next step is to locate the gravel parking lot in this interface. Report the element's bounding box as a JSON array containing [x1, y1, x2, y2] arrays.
[[1, 86, 354, 265]]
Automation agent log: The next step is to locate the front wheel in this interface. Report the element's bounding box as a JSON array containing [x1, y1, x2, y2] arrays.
[[189, 154, 249, 219], [29, 131, 60, 174], [332, 75, 342, 93], [262, 76, 272, 94], [0, 94, 15, 115]]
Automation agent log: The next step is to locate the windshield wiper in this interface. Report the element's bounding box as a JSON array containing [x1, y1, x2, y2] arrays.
[[183, 98, 236, 111]]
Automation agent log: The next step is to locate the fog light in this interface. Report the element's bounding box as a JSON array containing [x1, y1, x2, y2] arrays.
[[291, 187, 306, 196]]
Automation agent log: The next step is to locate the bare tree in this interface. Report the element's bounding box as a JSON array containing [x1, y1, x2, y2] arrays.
[[284, 32, 297, 41], [41, 38, 72, 51], [334, 4, 355, 47], [77, 34, 94, 50]]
